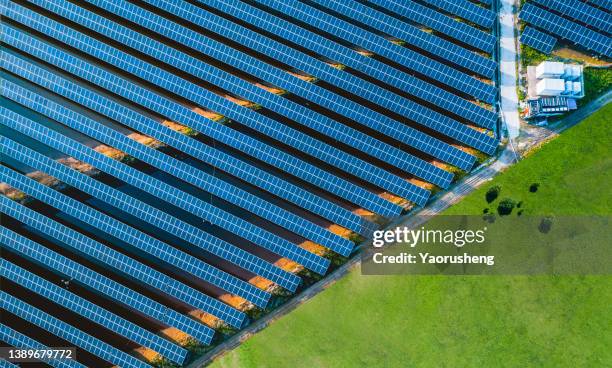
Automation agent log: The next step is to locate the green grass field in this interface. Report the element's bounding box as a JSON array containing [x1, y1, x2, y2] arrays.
[[210, 104, 611, 368]]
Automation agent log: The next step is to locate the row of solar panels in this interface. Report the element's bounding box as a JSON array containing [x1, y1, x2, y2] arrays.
[[519, 1, 612, 56], [1, 0, 499, 366]]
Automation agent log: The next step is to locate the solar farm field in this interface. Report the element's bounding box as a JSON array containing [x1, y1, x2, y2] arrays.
[[210, 104, 612, 368]]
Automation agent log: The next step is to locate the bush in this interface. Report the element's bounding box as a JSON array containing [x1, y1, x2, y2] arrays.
[[529, 183, 540, 192], [483, 208, 489, 214], [539, 217, 554, 233], [497, 198, 517, 215], [486, 185, 501, 203]]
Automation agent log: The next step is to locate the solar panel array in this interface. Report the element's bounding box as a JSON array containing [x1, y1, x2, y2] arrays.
[[367, 0, 497, 52], [418, 0, 496, 29], [0, 0, 499, 365], [532, 0, 612, 34], [520, 26, 558, 54], [520, 2, 612, 57]]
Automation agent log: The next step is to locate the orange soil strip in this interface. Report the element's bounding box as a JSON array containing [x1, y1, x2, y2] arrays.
[[192, 106, 225, 122], [189, 309, 222, 329], [254, 82, 286, 95], [223, 94, 258, 109], [158, 327, 191, 345], [131, 347, 159, 364], [286, 70, 317, 83], [161, 119, 196, 135]]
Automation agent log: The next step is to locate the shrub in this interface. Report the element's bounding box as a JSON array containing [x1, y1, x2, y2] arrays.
[[497, 198, 517, 215], [483, 208, 489, 214], [486, 185, 501, 203], [529, 183, 540, 192], [539, 217, 554, 233], [517, 201, 523, 208]]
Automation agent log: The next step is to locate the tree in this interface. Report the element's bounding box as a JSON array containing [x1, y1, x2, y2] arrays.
[[486, 185, 501, 203], [539, 217, 554, 233], [497, 198, 517, 215], [529, 183, 540, 193]]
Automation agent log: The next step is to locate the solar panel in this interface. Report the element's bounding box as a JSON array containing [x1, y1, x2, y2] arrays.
[[38, 0, 453, 190], [143, 0, 496, 156], [520, 26, 557, 54], [520, 3, 611, 57], [0, 160, 269, 306], [0, 24, 402, 217], [531, 0, 612, 34], [0, 188, 247, 328], [586, 0, 612, 12], [418, 0, 495, 29], [0, 59, 371, 238], [0, 324, 86, 368], [0, 291, 150, 368], [0, 259, 188, 365], [254, 0, 496, 103], [0, 359, 18, 368], [0, 131, 298, 295], [0, 226, 215, 344], [119, 1, 474, 170], [3, 80, 353, 256], [310, 0, 496, 77], [367, 0, 496, 52], [2, 108, 330, 277]]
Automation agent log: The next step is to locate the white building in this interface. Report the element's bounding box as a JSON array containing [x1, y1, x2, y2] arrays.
[[535, 61, 564, 79], [536, 78, 565, 96]]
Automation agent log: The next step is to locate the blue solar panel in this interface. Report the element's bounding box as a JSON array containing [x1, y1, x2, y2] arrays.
[[0, 259, 188, 364], [140, 1, 494, 159], [0, 160, 269, 306], [0, 186, 247, 328], [1, 107, 329, 277], [37, 0, 452, 191], [3, 80, 354, 256], [586, 0, 612, 12], [0, 58, 368, 237], [520, 27, 557, 54], [309, 0, 496, 77], [0, 23, 401, 217], [367, 0, 496, 52], [520, 3, 611, 57], [0, 359, 18, 368], [0, 291, 150, 368], [0, 324, 85, 368], [254, 0, 496, 103], [531, 0, 612, 34], [5, 4, 416, 211], [0, 130, 298, 295], [418, 0, 495, 29], [0, 226, 215, 344]]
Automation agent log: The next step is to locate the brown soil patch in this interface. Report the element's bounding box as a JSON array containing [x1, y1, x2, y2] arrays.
[[192, 107, 225, 122], [553, 47, 612, 66], [255, 83, 286, 95], [159, 327, 191, 345], [286, 71, 317, 83], [188, 309, 221, 329]]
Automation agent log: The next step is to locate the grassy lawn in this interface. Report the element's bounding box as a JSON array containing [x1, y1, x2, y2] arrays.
[[210, 104, 611, 368]]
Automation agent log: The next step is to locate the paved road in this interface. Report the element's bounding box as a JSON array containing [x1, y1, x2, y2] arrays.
[[499, 0, 520, 139]]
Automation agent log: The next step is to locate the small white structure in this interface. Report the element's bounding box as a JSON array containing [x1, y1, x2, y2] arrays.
[[563, 65, 582, 81], [536, 61, 564, 79], [572, 82, 582, 95], [536, 78, 565, 96]]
